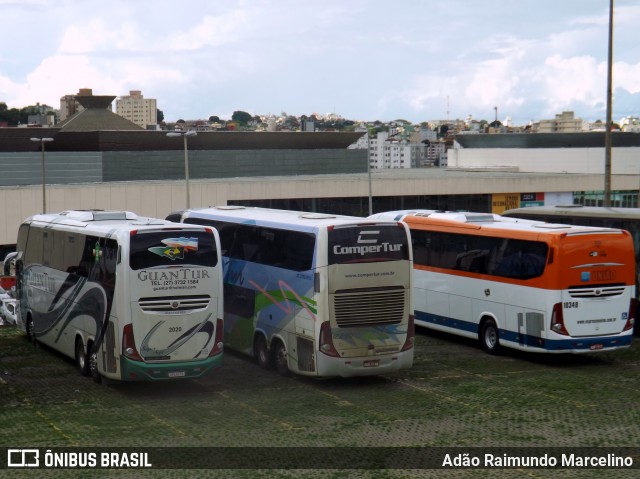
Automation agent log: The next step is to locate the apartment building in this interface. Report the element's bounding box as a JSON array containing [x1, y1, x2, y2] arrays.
[[59, 88, 95, 122], [620, 116, 640, 133], [349, 126, 441, 169], [115, 90, 158, 129], [535, 111, 586, 133]]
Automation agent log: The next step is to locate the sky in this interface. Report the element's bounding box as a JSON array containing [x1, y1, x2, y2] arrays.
[[1, 0, 640, 126]]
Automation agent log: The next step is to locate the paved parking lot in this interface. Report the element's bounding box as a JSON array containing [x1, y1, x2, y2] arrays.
[[1, 324, 639, 478]]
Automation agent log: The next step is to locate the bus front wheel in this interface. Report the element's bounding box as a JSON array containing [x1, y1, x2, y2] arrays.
[[273, 340, 290, 377], [254, 335, 273, 370], [480, 319, 501, 355]]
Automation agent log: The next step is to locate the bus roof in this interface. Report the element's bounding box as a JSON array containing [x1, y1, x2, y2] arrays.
[[24, 210, 210, 236], [179, 206, 399, 232], [503, 205, 640, 220], [371, 209, 627, 237]]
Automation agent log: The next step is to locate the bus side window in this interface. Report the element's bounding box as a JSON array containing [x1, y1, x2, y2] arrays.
[[228, 225, 258, 261], [276, 231, 314, 271], [24, 227, 44, 265], [411, 230, 430, 266], [61, 232, 82, 274], [494, 240, 547, 279], [214, 224, 236, 257], [77, 235, 99, 278], [42, 230, 52, 267]]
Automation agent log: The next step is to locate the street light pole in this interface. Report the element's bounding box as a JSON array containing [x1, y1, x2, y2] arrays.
[[167, 130, 197, 208], [30, 137, 54, 213], [367, 131, 373, 216]]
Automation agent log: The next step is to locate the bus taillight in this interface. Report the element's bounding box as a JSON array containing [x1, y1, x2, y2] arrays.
[[623, 298, 636, 332], [122, 324, 143, 361], [550, 302, 569, 336], [401, 314, 415, 351], [209, 318, 224, 356], [319, 321, 340, 357]]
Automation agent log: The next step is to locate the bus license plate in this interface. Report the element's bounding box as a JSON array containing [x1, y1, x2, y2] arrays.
[[168, 371, 186, 378], [363, 360, 379, 368], [590, 344, 604, 351]]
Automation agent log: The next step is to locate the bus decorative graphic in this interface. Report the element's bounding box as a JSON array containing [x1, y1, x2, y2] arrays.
[[148, 237, 198, 261], [248, 279, 317, 320], [139, 313, 213, 358]]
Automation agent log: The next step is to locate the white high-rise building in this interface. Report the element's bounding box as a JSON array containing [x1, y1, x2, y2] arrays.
[[369, 131, 416, 169], [115, 90, 157, 129]]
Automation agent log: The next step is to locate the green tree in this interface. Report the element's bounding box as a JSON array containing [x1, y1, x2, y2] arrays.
[[156, 109, 164, 124], [231, 110, 252, 125], [0, 102, 28, 126]]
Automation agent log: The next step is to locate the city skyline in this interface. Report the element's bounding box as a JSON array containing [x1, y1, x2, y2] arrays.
[[1, 0, 639, 125]]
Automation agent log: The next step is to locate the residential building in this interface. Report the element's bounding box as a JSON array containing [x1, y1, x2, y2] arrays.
[[535, 111, 586, 133], [620, 116, 640, 133], [59, 88, 95, 122], [115, 90, 158, 129]]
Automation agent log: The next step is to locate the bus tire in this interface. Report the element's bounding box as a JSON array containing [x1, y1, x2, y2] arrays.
[[26, 316, 37, 347], [89, 345, 102, 384], [480, 319, 501, 355], [273, 340, 290, 377], [253, 335, 273, 370], [76, 338, 90, 377]]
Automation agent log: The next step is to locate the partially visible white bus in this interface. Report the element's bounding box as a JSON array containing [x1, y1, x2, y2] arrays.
[[371, 210, 636, 354], [15, 210, 224, 382], [167, 206, 414, 377]]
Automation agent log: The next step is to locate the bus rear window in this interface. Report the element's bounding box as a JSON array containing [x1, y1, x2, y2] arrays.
[[328, 225, 409, 264], [129, 231, 217, 270]]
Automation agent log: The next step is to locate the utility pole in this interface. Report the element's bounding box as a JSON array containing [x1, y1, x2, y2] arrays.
[[604, 0, 614, 207]]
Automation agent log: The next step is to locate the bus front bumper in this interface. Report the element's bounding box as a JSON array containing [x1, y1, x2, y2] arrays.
[[315, 350, 414, 378], [119, 354, 223, 381]]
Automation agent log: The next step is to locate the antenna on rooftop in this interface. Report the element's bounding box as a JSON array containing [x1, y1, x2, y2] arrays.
[[446, 95, 450, 121]]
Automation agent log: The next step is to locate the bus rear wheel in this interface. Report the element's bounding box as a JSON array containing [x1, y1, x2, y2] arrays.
[[253, 335, 273, 370], [480, 319, 501, 355], [76, 338, 90, 376], [89, 346, 102, 384], [273, 340, 290, 377]]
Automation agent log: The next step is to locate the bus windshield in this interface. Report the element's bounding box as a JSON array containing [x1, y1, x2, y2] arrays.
[[129, 231, 218, 270], [328, 224, 409, 264]]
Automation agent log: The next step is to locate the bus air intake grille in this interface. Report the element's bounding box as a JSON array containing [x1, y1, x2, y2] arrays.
[[138, 295, 211, 312], [568, 285, 626, 298], [332, 287, 405, 327]]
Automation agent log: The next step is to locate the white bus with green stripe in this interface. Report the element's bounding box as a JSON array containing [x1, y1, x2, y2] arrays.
[[168, 206, 414, 377], [15, 210, 224, 382]]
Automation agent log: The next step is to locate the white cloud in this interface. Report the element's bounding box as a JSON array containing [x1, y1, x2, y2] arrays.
[[59, 20, 143, 54], [542, 55, 605, 112], [168, 11, 251, 51], [1, 0, 638, 123], [615, 62, 640, 94]]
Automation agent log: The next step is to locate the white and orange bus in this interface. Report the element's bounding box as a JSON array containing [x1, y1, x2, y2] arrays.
[[370, 210, 636, 354]]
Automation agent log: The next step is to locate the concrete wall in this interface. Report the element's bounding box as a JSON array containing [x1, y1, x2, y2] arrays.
[[449, 146, 640, 174], [0, 152, 102, 186], [3, 170, 639, 247], [102, 149, 367, 181]]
